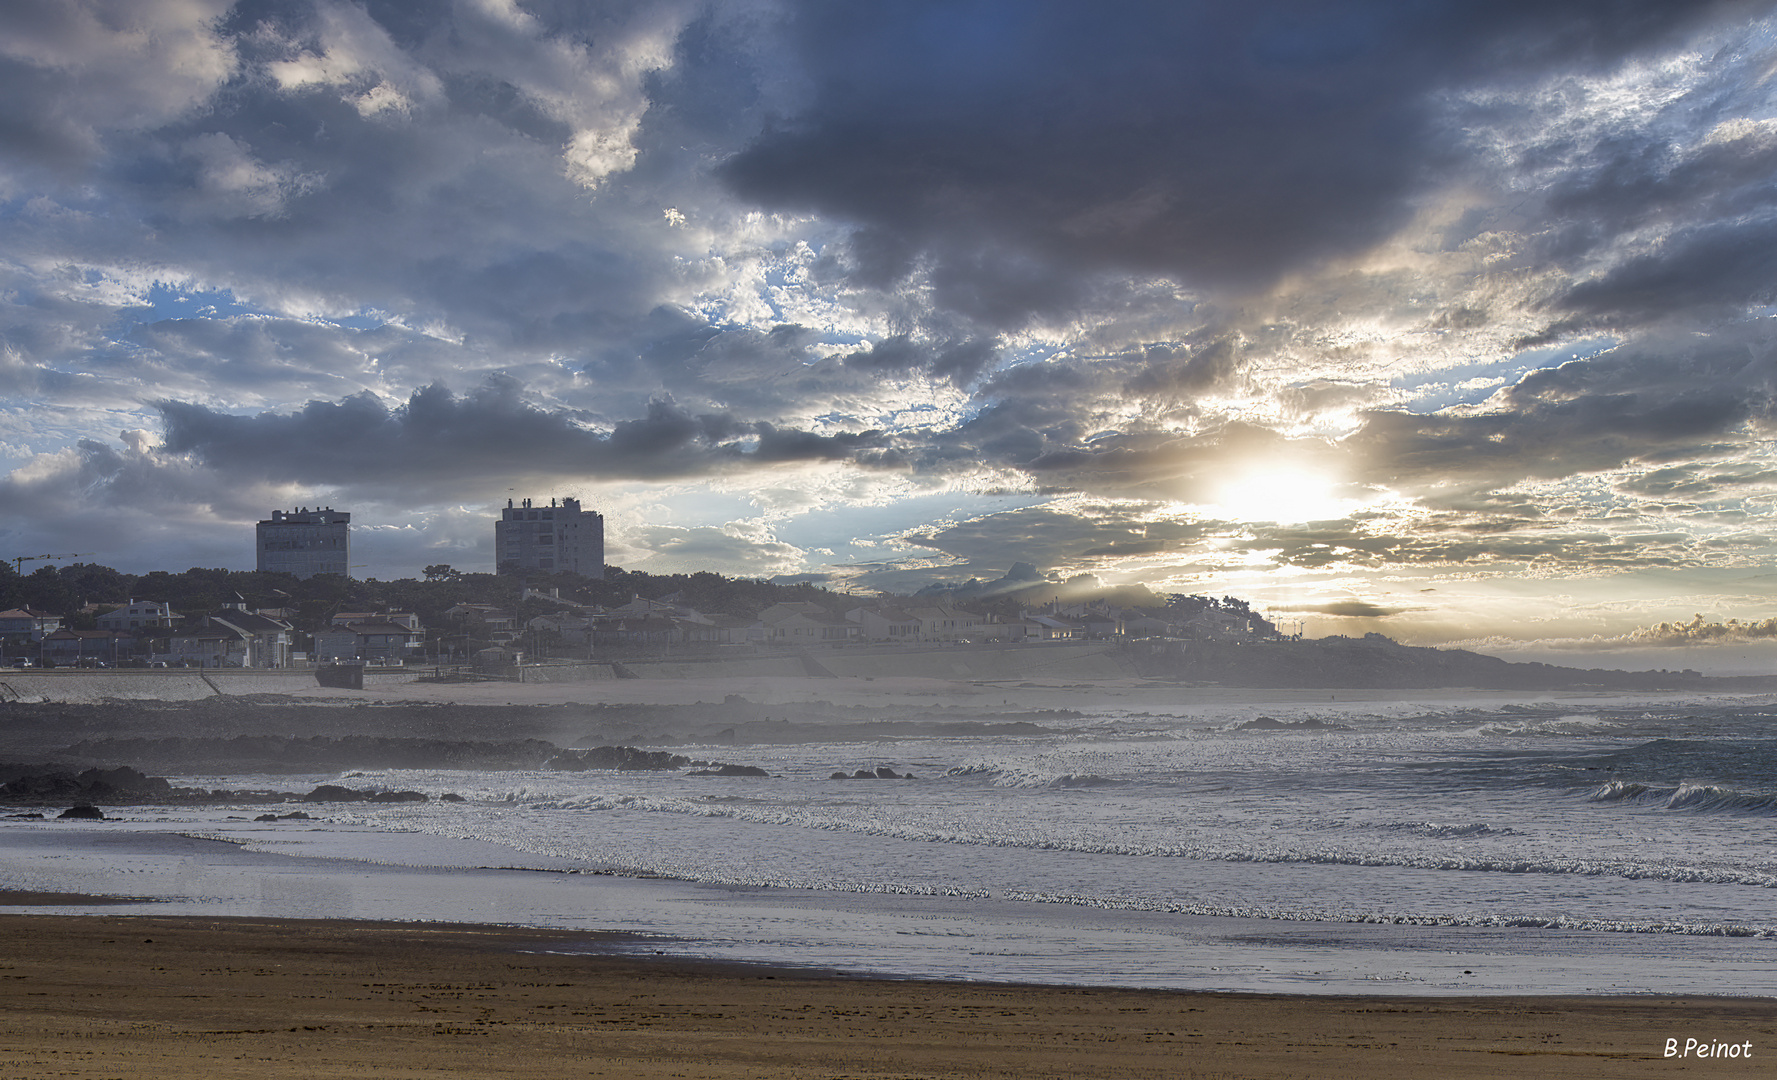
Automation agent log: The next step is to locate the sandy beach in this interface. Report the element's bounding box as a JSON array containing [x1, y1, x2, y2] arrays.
[[0, 910, 1766, 1079]]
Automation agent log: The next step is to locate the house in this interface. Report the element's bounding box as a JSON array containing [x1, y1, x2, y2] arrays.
[[312, 621, 422, 660], [162, 623, 251, 668], [526, 612, 594, 647], [0, 608, 62, 641], [155, 609, 294, 668], [607, 595, 708, 620], [681, 613, 751, 644], [591, 614, 683, 648], [1180, 609, 1256, 641], [95, 599, 182, 633], [906, 605, 984, 643], [1122, 611, 1172, 639], [754, 603, 859, 644], [1022, 614, 1082, 640], [445, 604, 518, 643], [1069, 608, 1125, 639], [845, 605, 921, 642], [39, 629, 132, 665], [331, 611, 421, 631], [207, 611, 296, 667]]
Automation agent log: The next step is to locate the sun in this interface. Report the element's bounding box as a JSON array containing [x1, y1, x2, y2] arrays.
[[1205, 466, 1357, 525]]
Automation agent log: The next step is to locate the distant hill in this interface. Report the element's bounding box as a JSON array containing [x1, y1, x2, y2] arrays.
[[1123, 634, 1765, 691]]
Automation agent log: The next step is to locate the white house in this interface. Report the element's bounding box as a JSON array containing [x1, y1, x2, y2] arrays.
[[0, 607, 62, 641], [906, 604, 985, 643], [95, 599, 183, 633], [755, 602, 859, 644], [845, 605, 921, 641]]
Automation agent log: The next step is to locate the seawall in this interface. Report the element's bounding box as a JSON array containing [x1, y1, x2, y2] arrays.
[[0, 669, 421, 703]]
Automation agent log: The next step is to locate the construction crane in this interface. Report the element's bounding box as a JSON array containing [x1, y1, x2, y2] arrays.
[[10, 552, 93, 575]]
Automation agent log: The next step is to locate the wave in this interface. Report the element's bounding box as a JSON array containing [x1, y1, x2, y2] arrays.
[[1591, 779, 1777, 814], [1002, 890, 1777, 938], [1378, 821, 1513, 839], [943, 763, 1125, 789], [487, 790, 1777, 889]]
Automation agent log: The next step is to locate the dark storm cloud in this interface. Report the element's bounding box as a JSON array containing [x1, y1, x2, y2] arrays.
[[1544, 219, 1777, 329], [718, 0, 1757, 324], [1517, 110, 1777, 337], [152, 376, 887, 491], [1324, 326, 1777, 500]]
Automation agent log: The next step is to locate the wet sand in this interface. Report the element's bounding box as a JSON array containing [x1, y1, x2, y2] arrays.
[[0, 912, 1766, 1079]]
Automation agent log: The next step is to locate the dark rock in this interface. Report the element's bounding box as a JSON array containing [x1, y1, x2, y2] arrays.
[[439, 793, 465, 802], [686, 764, 770, 777], [874, 766, 899, 779], [58, 805, 104, 820], [56, 735, 562, 774], [547, 746, 692, 772], [367, 790, 428, 803], [1235, 716, 1347, 731], [77, 766, 172, 801], [852, 770, 874, 779], [1, 764, 171, 803], [256, 811, 313, 821], [303, 785, 426, 803], [830, 771, 849, 780], [302, 784, 367, 802]]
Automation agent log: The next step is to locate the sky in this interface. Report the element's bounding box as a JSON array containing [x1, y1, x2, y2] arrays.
[[8, 0, 1777, 669]]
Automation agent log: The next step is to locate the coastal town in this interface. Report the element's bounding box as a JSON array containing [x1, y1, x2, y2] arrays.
[[0, 501, 1278, 672]]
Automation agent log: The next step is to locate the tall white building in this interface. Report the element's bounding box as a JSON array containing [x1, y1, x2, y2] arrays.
[[256, 507, 351, 579], [495, 497, 604, 578]]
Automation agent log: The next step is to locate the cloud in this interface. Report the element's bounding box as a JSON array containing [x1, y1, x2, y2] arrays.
[[1274, 600, 1414, 618], [0, 0, 237, 178], [1626, 612, 1777, 645], [618, 523, 808, 576], [718, 0, 1757, 325], [152, 376, 889, 498]]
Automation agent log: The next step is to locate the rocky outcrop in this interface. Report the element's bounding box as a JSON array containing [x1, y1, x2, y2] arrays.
[[831, 767, 917, 779], [301, 785, 429, 803], [0, 765, 171, 803], [546, 746, 691, 771], [685, 764, 770, 777], [58, 735, 561, 773]]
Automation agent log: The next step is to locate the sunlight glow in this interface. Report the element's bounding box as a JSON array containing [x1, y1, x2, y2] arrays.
[[1205, 466, 1362, 524]]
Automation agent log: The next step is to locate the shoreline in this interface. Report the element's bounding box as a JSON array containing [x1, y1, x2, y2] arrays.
[[0, 911, 1764, 1079]]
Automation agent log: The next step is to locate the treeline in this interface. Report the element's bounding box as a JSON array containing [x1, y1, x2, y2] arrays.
[[0, 561, 854, 634]]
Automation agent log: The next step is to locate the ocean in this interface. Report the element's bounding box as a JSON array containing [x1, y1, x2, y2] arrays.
[[4, 690, 1776, 995]]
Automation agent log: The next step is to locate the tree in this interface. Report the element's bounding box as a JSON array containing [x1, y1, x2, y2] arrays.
[[423, 564, 460, 582]]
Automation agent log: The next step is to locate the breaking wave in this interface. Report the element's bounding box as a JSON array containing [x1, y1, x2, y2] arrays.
[[1003, 890, 1777, 938], [1591, 779, 1777, 814]]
